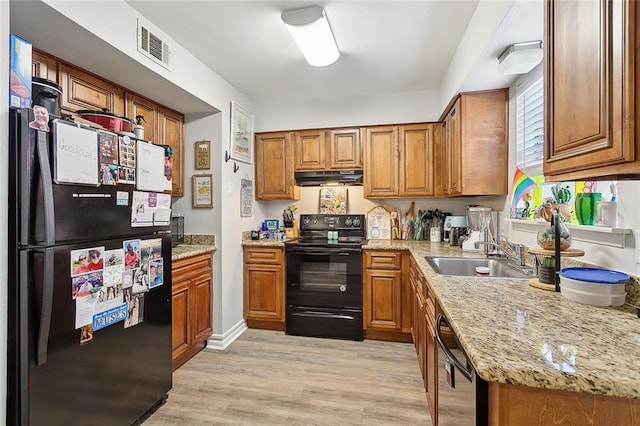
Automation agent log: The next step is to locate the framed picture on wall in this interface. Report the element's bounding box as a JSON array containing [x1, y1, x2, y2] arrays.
[[194, 140, 211, 169], [229, 101, 253, 164], [192, 174, 213, 208], [240, 179, 253, 217]]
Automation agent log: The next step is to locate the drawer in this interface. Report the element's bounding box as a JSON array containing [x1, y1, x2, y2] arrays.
[[173, 252, 212, 280], [364, 250, 402, 270], [244, 247, 283, 264]]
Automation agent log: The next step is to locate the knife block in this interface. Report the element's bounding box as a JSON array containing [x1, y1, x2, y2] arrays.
[[285, 220, 298, 238]]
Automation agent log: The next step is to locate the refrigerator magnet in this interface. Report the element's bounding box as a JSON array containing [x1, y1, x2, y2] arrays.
[[80, 325, 93, 345]]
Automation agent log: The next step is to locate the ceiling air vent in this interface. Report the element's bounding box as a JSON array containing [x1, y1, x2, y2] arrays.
[[137, 19, 171, 70]]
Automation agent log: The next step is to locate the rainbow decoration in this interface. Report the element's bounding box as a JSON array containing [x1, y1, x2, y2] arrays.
[[510, 168, 538, 208]]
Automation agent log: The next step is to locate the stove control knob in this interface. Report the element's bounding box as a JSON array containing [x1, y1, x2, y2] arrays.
[[312, 217, 318, 225], [353, 217, 361, 227], [303, 217, 311, 226], [339, 285, 347, 292], [345, 217, 353, 226]]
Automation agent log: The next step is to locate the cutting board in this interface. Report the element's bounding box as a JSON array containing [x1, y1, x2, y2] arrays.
[[367, 206, 391, 240]]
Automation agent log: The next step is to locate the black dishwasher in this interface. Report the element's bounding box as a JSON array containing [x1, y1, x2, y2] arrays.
[[435, 314, 488, 426]]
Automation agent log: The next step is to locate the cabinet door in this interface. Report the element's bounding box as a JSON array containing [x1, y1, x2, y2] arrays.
[[328, 128, 362, 169], [244, 264, 284, 321], [255, 132, 299, 200], [294, 129, 326, 171], [171, 281, 191, 363], [399, 123, 434, 196], [447, 100, 462, 195], [426, 318, 437, 422], [363, 126, 399, 197], [363, 268, 402, 330], [32, 50, 57, 82], [544, 0, 635, 179], [125, 92, 158, 142], [157, 106, 184, 196], [58, 63, 125, 115], [193, 273, 213, 343]]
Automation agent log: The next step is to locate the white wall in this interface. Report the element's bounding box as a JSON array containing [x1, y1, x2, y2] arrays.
[[1, 2, 10, 421]]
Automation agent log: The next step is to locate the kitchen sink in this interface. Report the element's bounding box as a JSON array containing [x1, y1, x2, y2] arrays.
[[425, 256, 535, 279]]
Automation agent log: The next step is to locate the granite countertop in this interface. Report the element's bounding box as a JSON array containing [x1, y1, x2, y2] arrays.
[[364, 240, 640, 400], [171, 244, 216, 260], [241, 239, 287, 248]]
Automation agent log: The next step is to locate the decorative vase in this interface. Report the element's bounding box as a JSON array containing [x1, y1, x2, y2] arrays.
[[538, 203, 571, 222], [575, 192, 602, 225], [536, 218, 572, 250]]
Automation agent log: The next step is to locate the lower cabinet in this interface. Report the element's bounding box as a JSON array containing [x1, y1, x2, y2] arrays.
[[363, 250, 411, 342], [243, 247, 285, 330], [172, 252, 213, 371]]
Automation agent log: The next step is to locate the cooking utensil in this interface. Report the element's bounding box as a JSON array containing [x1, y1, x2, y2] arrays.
[[76, 108, 135, 133]]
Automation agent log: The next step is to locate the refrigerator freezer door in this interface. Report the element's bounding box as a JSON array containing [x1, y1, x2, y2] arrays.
[[12, 234, 172, 425]]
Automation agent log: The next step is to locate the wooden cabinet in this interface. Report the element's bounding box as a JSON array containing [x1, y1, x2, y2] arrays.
[[32, 50, 57, 82], [243, 247, 285, 330], [172, 252, 213, 371], [293, 128, 362, 171], [363, 250, 411, 341], [254, 132, 300, 200], [157, 106, 185, 196], [544, 0, 640, 181], [438, 89, 508, 196], [58, 63, 125, 116], [125, 92, 158, 142], [363, 123, 435, 198]]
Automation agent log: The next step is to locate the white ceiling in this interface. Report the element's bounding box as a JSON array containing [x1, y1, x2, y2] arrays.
[[124, 0, 543, 104]]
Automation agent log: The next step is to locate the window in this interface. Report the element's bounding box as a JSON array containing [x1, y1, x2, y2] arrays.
[[516, 76, 544, 175]]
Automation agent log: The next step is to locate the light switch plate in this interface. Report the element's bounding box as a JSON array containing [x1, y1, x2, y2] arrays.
[[227, 182, 234, 196]]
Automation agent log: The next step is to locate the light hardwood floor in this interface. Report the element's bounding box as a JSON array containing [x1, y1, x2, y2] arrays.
[[144, 329, 432, 425]]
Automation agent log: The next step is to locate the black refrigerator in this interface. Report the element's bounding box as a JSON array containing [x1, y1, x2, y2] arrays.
[[7, 108, 173, 425]]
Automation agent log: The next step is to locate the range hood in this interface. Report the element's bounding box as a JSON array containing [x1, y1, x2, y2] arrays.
[[294, 170, 363, 186]]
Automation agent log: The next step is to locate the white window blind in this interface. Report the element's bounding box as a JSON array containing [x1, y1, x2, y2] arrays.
[[516, 77, 544, 174]]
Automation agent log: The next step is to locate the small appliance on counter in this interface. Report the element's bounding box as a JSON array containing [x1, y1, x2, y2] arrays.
[[443, 215, 467, 242], [462, 206, 492, 251], [171, 215, 185, 247]]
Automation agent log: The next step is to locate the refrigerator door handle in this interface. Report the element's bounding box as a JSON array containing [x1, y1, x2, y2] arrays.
[[36, 248, 55, 365], [36, 129, 55, 245]]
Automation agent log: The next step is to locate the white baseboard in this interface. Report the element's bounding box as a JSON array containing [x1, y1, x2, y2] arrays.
[[205, 319, 247, 350]]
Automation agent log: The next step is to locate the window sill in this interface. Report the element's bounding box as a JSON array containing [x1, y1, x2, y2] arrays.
[[506, 219, 632, 248]]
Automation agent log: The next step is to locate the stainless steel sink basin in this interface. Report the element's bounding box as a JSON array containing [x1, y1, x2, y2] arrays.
[[425, 256, 534, 278]]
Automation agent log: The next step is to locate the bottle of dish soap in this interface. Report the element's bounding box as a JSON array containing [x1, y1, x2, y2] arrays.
[[133, 115, 146, 139]]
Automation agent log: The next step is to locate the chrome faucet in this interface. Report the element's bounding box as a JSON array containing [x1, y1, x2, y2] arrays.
[[474, 231, 527, 267]]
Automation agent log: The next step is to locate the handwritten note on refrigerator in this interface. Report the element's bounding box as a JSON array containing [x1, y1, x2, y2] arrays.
[[54, 122, 99, 185], [136, 140, 165, 192]]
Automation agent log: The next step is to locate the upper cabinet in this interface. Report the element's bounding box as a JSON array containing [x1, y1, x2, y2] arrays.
[[125, 92, 158, 142], [32, 50, 57, 82], [157, 106, 185, 197], [437, 89, 508, 196], [58, 63, 125, 116], [293, 128, 361, 171], [363, 123, 435, 198], [255, 131, 300, 200], [544, 0, 640, 180]]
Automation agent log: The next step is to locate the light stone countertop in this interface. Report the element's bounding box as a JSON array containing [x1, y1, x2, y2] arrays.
[[364, 239, 640, 400], [171, 244, 216, 260], [241, 239, 287, 248]]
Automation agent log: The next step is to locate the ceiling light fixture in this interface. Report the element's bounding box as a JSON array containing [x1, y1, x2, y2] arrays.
[[281, 6, 340, 67], [498, 41, 543, 75]]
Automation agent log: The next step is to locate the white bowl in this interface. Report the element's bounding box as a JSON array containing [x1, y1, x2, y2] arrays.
[[559, 275, 626, 296], [560, 285, 626, 307]]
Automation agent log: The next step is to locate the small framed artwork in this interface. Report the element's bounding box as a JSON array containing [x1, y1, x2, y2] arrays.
[[229, 101, 253, 164], [192, 174, 213, 208], [240, 179, 253, 217], [194, 140, 211, 170]]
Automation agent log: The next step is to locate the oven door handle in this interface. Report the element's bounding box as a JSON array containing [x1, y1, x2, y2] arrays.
[[289, 250, 355, 256], [435, 314, 473, 382], [291, 310, 356, 320]]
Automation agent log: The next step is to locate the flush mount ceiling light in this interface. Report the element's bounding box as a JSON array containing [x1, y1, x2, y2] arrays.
[[281, 5, 340, 67], [498, 41, 543, 75]]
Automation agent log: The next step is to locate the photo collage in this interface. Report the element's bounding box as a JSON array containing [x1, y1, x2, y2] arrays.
[[73, 238, 164, 345], [98, 132, 136, 186]]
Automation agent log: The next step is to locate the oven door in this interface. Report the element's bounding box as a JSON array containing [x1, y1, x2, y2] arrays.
[[285, 246, 362, 309]]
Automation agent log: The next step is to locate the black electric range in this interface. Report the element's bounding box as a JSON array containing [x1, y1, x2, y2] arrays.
[[284, 214, 366, 340]]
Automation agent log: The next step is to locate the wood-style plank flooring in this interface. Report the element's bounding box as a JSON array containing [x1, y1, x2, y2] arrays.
[[144, 329, 431, 425]]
